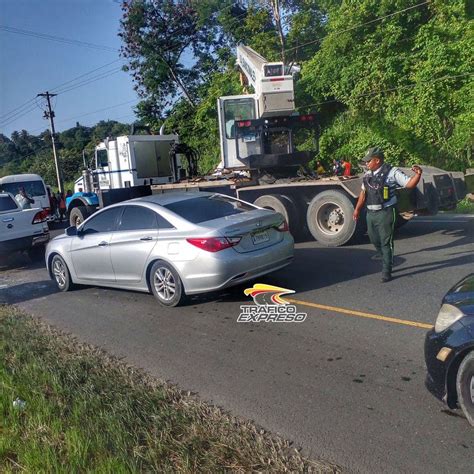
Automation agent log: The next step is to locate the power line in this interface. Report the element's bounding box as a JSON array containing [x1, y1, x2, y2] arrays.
[[285, 1, 430, 55], [0, 97, 37, 121], [1, 61, 124, 130], [56, 99, 137, 125], [49, 59, 124, 94], [0, 25, 118, 52], [53, 67, 123, 95], [28, 99, 138, 134], [10, 145, 52, 163], [297, 72, 474, 112], [0, 104, 39, 129]]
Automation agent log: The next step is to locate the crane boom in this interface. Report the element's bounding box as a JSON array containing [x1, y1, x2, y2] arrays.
[[236, 44, 295, 117]]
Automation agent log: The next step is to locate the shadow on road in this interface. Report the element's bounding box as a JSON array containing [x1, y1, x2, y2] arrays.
[[2, 216, 471, 307], [0, 252, 46, 272], [0, 280, 58, 305], [193, 247, 387, 306]]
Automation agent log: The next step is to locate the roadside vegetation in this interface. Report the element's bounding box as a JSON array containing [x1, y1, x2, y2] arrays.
[[0, 306, 337, 472], [451, 197, 474, 214], [1, 1, 471, 185]]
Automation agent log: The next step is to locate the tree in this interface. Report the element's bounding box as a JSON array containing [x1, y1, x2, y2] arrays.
[[119, 0, 223, 114], [0, 120, 132, 186], [301, 0, 473, 170]]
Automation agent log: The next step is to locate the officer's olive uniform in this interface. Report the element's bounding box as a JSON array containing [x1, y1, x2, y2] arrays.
[[362, 163, 410, 275]]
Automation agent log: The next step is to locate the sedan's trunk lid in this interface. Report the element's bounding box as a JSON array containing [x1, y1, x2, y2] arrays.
[[200, 209, 285, 253]]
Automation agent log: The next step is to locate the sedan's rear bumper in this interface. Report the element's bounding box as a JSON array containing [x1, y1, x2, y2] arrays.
[[180, 235, 294, 294]]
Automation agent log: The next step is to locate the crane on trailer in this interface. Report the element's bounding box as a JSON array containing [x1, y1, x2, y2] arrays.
[[235, 44, 295, 118], [66, 45, 470, 246]]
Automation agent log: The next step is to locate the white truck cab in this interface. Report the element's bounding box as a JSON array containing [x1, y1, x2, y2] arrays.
[[74, 134, 181, 193]]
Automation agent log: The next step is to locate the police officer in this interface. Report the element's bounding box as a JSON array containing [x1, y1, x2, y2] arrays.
[[352, 147, 423, 282]]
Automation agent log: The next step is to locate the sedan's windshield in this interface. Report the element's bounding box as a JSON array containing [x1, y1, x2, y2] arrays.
[[1, 180, 46, 197], [164, 195, 255, 224]]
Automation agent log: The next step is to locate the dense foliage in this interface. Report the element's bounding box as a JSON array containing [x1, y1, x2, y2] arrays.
[[0, 121, 130, 188], [118, 0, 472, 172], [2, 0, 472, 181]]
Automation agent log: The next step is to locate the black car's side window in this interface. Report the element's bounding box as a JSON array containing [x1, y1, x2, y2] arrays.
[[118, 206, 157, 231], [82, 207, 122, 234]]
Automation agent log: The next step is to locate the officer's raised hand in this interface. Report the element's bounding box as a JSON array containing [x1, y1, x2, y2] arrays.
[[406, 165, 423, 189]]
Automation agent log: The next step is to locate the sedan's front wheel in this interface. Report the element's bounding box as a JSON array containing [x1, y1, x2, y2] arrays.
[[150, 261, 185, 307], [51, 255, 74, 292], [456, 351, 474, 426]]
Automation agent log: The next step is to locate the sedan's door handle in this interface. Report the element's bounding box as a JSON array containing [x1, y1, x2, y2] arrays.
[[140, 236, 153, 241], [98, 241, 109, 247], [2, 217, 14, 222]]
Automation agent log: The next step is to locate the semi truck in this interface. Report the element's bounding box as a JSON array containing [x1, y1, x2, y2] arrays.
[[67, 45, 470, 246]]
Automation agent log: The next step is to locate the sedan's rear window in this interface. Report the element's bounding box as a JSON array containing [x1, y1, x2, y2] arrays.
[[164, 195, 255, 224], [0, 194, 18, 211]]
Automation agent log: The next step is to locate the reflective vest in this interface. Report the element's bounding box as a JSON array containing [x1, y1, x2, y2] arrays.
[[363, 163, 395, 209]]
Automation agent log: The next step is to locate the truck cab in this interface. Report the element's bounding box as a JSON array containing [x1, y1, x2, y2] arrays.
[[67, 133, 183, 227]]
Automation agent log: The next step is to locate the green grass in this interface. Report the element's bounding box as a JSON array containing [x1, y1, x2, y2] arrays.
[[442, 197, 474, 214], [0, 306, 337, 473], [452, 197, 474, 214]]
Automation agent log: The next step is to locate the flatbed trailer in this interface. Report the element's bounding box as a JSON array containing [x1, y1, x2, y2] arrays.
[[149, 167, 461, 246]]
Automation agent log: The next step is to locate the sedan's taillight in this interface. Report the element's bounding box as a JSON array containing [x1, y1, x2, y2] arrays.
[[32, 210, 49, 224], [276, 220, 289, 232], [186, 236, 241, 252]]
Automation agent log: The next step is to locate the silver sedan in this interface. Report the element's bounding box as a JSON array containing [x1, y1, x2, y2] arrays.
[[46, 192, 294, 306]]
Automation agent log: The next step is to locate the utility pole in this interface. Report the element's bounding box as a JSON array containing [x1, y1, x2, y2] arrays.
[[37, 91, 63, 194]]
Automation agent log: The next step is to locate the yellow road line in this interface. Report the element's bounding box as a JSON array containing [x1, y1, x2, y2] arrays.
[[286, 298, 433, 330]]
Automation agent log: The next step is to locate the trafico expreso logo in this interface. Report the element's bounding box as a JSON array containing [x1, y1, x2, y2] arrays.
[[238, 283, 307, 323]]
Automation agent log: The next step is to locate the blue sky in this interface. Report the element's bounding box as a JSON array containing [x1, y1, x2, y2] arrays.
[[0, 0, 138, 138]]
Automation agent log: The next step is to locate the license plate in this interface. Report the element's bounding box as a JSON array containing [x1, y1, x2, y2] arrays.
[[252, 230, 269, 245]]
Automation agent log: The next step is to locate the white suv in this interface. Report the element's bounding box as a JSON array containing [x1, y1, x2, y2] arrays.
[[0, 192, 50, 260]]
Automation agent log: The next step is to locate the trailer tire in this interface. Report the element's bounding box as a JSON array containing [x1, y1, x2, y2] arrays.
[[306, 190, 358, 247], [69, 206, 90, 227], [253, 194, 301, 236]]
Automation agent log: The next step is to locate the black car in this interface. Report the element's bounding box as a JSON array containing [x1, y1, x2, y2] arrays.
[[425, 274, 474, 426]]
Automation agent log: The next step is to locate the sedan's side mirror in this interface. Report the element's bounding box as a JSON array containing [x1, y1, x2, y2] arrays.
[[66, 226, 78, 236]]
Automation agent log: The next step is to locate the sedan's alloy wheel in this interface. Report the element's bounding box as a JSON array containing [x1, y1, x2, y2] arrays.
[[53, 258, 67, 288], [154, 267, 176, 301]]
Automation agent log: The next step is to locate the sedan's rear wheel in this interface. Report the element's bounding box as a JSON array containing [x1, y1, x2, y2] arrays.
[[150, 261, 185, 307], [456, 351, 474, 426], [51, 255, 73, 292]]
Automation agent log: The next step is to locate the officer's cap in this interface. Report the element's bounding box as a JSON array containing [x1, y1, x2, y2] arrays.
[[362, 146, 384, 162]]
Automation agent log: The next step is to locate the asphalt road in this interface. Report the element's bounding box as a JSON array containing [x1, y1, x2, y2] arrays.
[[1, 214, 473, 473]]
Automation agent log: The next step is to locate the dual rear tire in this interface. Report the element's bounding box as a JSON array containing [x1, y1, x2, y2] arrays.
[[254, 194, 302, 237], [254, 190, 363, 246], [306, 190, 364, 247]]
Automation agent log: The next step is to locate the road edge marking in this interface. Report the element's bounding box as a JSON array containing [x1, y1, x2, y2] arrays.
[[286, 298, 433, 329]]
